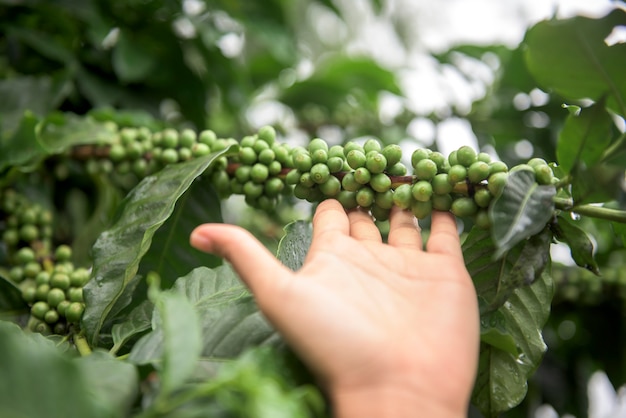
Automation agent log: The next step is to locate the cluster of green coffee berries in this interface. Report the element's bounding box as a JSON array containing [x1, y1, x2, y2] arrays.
[[66, 124, 558, 226], [77, 126, 219, 181], [10, 245, 87, 335], [0, 188, 54, 254]]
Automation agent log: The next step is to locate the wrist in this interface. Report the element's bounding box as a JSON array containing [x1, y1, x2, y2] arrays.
[[331, 385, 467, 418]]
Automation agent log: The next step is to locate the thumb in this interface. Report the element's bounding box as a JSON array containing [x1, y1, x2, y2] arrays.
[[190, 224, 291, 299]]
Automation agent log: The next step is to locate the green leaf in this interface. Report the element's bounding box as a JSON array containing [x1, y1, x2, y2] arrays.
[[556, 100, 614, 173], [129, 266, 275, 366], [0, 111, 44, 173], [464, 229, 555, 416], [480, 310, 519, 356], [552, 214, 600, 274], [74, 351, 139, 416], [138, 176, 223, 289], [110, 299, 154, 355], [36, 112, 119, 153], [156, 290, 203, 396], [82, 149, 236, 346], [0, 275, 29, 315], [277, 220, 313, 271], [570, 163, 625, 205], [0, 321, 114, 418], [490, 169, 556, 258], [524, 9, 626, 115]]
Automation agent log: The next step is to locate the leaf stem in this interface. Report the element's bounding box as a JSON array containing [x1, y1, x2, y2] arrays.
[[553, 197, 626, 223], [74, 333, 92, 356]]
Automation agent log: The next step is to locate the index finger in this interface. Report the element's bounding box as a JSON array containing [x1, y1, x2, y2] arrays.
[[311, 199, 350, 242], [426, 210, 463, 258]]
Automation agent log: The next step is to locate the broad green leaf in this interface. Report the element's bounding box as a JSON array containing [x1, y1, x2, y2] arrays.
[[464, 228, 554, 416], [524, 9, 626, 116], [138, 176, 223, 289], [480, 310, 518, 356], [0, 321, 111, 418], [570, 163, 625, 205], [552, 214, 600, 275], [83, 149, 236, 346], [129, 266, 275, 366], [110, 299, 153, 355], [0, 275, 28, 315], [157, 290, 202, 396], [612, 221, 626, 247], [490, 169, 556, 258], [0, 111, 43, 173], [74, 351, 138, 416], [36, 112, 119, 153], [277, 220, 313, 271], [556, 100, 614, 173]]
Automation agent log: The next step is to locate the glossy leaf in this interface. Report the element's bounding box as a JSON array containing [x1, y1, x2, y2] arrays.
[[0, 111, 43, 173], [129, 266, 275, 366], [36, 112, 119, 153], [0, 321, 113, 418], [74, 351, 139, 416], [552, 214, 600, 275], [157, 290, 203, 396], [110, 300, 154, 355], [83, 149, 236, 346], [524, 9, 626, 115], [556, 100, 614, 173], [138, 176, 223, 289], [464, 228, 554, 416], [277, 220, 313, 271], [490, 169, 556, 258], [570, 163, 625, 205], [0, 276, 28, 314]]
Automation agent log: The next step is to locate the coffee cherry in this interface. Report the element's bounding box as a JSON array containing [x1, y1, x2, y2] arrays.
[[411, 200, 432, 219], [285, 169, 302, 185], [293, 152, 313, 172], [414, 159, 438, 181], [310, 163, 330, 184], [432, 194, 453, 211], [473, 188, 493, 208], [319, 176, 341, 197], [489, 161, 508, 175], [31, 301, 50, 320], [468, 161, 490, 183], [451, 197, 478, 217], [375, 190, 394, 209], [250, 163, 269, 183], [55, 245, 72, 262], [23, 261, 41, 278], [456, 146, 477, 167], [199, 130, 217, 146], [341, 172, 362, 192], [365, 152, 387, 174], [411, 149, 431, 169], [243, 181, 264, 199], [9, 266, 24, 283], [43, 309, 59, 324], [346, 149, 367, 169], [67, 287, 84, 303], [354, 167, 372, 185], [392, 184, 413, 209], [264, 177, 285, 197], [50, 273, 71, 290], [387, 162, 407, 176], [258, 149, 276, 165], [329, 145, 345, 159], [488, 172, 508, 197], [162, 129, 179, 148], [192, 143, 211, 157], [235, 166, 251, 183], [57, 300, 71, 316], [160, 148, 179, 164], [370, 173, 392, 193], [337, 190, 358, 209], [35, 271, 50, 286], [477, 152, 492, 163], [474, 210, 491, 229], [356, 187, 375, 207], [65, 302, 84, 323], [534, 164, 553, 185], [180, 129, 197, 148], [343, 141, 364, 156], [429, 152, 446, 172], [382, 144, 402, 167], [448, 150, 459, 166], [371, 204, 390, 222], [363, 139, 382, 154], [447, 165, 467, 184], [16, 247, 36, 264], [22, 286, 36, 304], [258, 126, 276, 145], [432, 174, 453, 195], [320, 156, 341, 173], [70, 268, 90, 287], [299, 173, 315, 188], [47, 288, 67, 307], [412, 181, 433, 202], [20, 224, 39, 242]]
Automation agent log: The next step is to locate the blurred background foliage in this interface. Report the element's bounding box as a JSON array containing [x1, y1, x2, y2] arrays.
[[1, 0, 625, 416]]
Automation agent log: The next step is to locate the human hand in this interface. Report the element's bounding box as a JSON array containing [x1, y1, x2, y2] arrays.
[[190, 199, 479, 418]]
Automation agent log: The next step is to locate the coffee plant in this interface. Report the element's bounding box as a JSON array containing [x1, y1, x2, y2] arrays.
[[1, 4, 625, 418]]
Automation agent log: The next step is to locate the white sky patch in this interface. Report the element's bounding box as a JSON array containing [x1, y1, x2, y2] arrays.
[[436, 118, 479, 156]]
